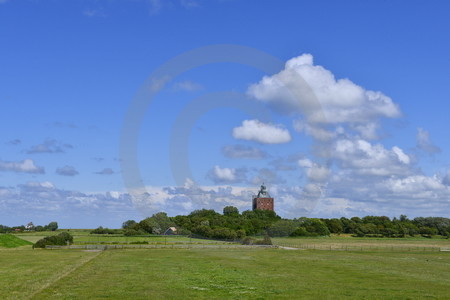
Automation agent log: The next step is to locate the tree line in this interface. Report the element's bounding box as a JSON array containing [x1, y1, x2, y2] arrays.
[[0, 221, 58, 233], [121, 207, 450, 239]]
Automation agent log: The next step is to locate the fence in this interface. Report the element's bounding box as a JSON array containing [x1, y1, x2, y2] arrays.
[[275, 242, 444, 252], [45, 244, 277, 250]]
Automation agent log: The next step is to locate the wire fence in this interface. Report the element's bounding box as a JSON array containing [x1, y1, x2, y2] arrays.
[[275, 242, 445, 252], [45, 244, 277, 250]]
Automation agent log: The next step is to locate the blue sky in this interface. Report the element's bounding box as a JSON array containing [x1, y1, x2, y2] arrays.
[[1, 0, 449, 228]]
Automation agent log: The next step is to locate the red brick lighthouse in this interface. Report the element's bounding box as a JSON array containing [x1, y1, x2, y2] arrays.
[[252, 183, 274, 211]]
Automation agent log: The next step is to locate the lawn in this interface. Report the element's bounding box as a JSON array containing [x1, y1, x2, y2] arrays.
[[273, 235, 450, 251], [0, 248, 100, 299], [1, 247, 450, 299], [15, 231, 237, 245], [0, 234, 33, 248]]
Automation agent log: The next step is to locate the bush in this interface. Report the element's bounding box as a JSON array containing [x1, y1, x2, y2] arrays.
[[290, 219, 330, 237], [130, 241, 149, 244], [254, 234, 272, 245], [290, 227, 309, 237], [241, 237, 255, 245], [33, 232, 74, 248], [124, 229, 147, 236], [90, 226, 120, 234]]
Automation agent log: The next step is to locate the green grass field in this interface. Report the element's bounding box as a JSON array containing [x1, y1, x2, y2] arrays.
[[16, 230, 238, 246], [1, 247, 450, 299], [0, 234, 33, 248], [2, 233, 450, 299], [273, 235, 450, 251]]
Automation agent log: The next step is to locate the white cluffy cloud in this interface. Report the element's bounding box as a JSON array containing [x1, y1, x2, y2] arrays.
[[211, 166, 236, 182], [248, 53, 401, 123], [207, 166, 247, 184], [331, 138, 412, 176], [298, 158, 330, 182], [248, 53, 401, 140], [0, 158, 44, 174], [232, 119, 291, 144]]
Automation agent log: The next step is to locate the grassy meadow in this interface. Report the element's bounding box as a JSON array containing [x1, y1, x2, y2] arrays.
[[273, 235, 450, 251], [16, 230, 237, 246], [0, 234, 33, 248], [0, 247, 449, 299], [1, 233, 450, 299]]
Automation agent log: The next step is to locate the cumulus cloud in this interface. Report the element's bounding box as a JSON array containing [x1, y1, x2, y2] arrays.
[[442, 171, 450, 186], [20, 181, 55, 192], [325, 170, 450, 218], [416, 128, 440, 154], [26, 139, 73, 154], [232, 119, 291, 144], [0, 158, 44, 174], [331, 138, 412, 176], [56, 165, 79, 176], [207, 166, 247, 184], [222, 144, 267, 159], [248, 54, 401, 125], [293, 120, 338, 141], [298, 158, 330, 182], [311, 197, 371, 218], [210, 166, 236, 182], [0, 181, 138, 228], [95, 168, 114, 175]]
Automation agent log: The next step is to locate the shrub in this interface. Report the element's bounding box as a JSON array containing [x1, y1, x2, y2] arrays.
[[90, 226, 120, 234], [124, 229, 147, 236], [33, 232, 74, 248], [254, 233, 272, 245], [241, 236, 255, 245]]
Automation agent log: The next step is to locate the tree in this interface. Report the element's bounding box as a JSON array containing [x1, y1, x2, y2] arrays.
[[46, 222, 58, 231], [400, 214, 408, 222], [122, 220, 137, 229], [223, 206, 239, 216], [267, 220, 297, 237], [291, 218, 330, 237], [325, 219, 343, 235]]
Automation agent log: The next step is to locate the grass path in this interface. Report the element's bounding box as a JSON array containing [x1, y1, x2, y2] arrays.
[[0, 249, 101, 300], [28, 250, 103, 299]]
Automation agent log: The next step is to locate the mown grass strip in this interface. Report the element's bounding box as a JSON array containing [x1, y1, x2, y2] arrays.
[[0, 234, 33, 248]]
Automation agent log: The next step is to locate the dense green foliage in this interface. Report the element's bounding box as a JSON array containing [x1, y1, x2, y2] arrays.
[[127, 208, 450, 240], [90, 227, 122, 234], [336, 215, 450, 238], [0, 234, 33, 248], [33, 232, 74, 248], [122, 212, 178, 236], [173, 208, 280, 240]]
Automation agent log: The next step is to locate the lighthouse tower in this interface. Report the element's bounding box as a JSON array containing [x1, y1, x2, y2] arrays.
[[252, 183, 274, 211]]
